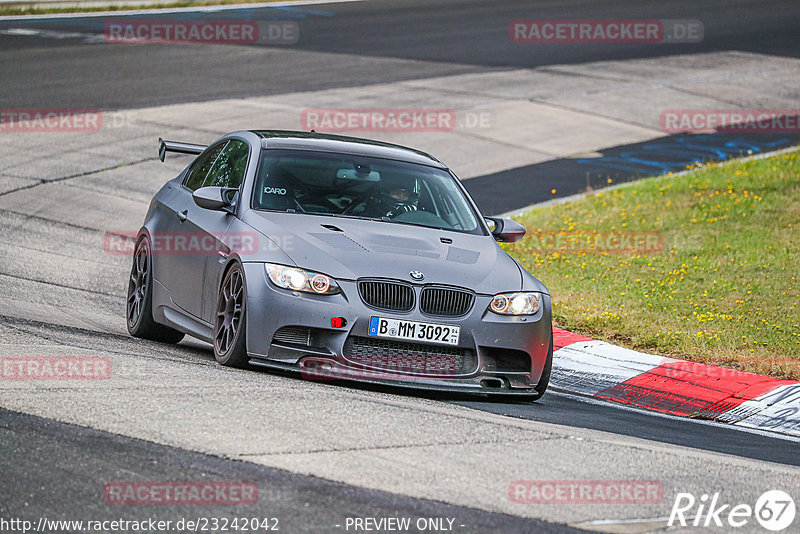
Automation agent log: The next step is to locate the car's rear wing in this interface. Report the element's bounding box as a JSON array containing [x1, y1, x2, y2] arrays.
[[158, 137, 207, 162]]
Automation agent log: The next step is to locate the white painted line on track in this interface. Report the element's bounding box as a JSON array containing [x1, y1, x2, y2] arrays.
[[0, 0, 362, 21], [0, 27, 105, 41]]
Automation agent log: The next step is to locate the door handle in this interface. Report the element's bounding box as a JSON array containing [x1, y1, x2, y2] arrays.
[[176, 210, 188, 222]]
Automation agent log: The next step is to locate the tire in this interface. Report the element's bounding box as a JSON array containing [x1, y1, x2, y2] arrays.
[[126, 237, 185, 344], [213, 263, 249, 368], [530, 330, 554, 401]]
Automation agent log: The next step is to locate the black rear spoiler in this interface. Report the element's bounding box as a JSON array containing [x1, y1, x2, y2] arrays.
[[158, 137, 207, 162]]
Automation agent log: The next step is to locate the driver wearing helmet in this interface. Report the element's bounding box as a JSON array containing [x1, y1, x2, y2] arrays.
[[365, 176, 419, 218]]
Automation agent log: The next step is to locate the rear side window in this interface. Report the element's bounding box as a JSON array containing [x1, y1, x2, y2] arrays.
[[183, 142, 226, 191], [204, 140, 249, 190]]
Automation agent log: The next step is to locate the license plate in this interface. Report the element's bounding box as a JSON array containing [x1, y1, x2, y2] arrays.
[[368, 316, 460, 346]]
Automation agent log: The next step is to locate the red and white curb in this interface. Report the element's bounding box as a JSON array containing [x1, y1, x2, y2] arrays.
[[551, 328, 800, 438]]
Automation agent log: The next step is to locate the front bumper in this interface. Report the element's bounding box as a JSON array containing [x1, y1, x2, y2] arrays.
[[242, 263, 552, 395]]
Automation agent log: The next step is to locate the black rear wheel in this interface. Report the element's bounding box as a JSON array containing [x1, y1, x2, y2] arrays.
[[126, 237, 185, 344]]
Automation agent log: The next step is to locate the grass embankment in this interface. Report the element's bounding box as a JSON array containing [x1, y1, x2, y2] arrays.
[[506, 150, 800, 379]]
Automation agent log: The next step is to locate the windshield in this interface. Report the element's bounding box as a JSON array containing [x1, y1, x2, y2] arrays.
[[252, 149, 483, 234]]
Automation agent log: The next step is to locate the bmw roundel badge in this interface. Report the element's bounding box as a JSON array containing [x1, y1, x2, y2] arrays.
[[409, 271, 425, 281]]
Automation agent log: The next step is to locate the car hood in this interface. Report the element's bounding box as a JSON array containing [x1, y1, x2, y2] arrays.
[[240, 211, 536, 295]]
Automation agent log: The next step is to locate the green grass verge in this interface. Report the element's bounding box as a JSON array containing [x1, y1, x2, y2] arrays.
[[0, 0, 281, 16], [505, 149, 800, 379]]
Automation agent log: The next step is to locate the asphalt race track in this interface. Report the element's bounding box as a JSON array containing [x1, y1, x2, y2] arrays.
[[1, 1, 800, 533], [1, 0, 799, 109], [0, 408, 577, 533]]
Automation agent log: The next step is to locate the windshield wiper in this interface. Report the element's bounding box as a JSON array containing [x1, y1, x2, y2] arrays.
[[315, 213, 385, 222], [274, 209, 448, 231]]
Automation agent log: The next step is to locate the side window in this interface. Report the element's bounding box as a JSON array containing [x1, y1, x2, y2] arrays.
[[203, 140, 249, 190], [183, 142, 227, 191]]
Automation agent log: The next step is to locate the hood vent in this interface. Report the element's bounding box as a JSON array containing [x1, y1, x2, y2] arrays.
[[309, 232, 369, 252]]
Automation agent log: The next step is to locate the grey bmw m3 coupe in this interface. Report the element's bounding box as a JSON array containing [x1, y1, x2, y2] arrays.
[[127, 130, 553, 400]]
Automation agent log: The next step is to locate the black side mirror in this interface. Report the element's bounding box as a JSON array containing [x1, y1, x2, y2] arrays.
[[485, 217, 526, 243], [193, 186, 237, 213]]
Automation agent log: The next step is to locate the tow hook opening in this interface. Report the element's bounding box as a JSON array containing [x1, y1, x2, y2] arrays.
[[480, 377, 505, 389]]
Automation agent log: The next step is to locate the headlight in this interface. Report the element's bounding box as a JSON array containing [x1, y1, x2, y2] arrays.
[[488, 292, 540, 315], [265, 264, 340, 295]]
